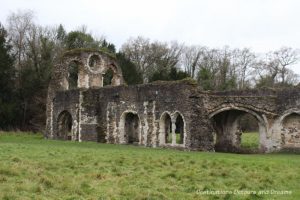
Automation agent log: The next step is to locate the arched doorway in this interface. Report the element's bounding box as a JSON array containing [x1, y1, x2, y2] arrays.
[[121, 112, 140, 144], [159, 112, 172, 145], [210, 107, 266, 153], [57, 111, 73, 140]]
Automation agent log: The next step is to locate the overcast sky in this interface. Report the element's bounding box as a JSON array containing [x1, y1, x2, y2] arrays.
[[1, 0, 300, 73]]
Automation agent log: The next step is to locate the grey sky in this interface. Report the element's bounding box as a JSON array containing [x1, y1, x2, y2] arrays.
[[1, 0, 300, 73]]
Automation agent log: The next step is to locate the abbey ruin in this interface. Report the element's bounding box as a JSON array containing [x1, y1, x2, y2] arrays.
[[45, 49, 300, 153]]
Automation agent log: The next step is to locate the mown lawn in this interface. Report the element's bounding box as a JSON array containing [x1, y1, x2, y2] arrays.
[[0, 132, 299, 200]]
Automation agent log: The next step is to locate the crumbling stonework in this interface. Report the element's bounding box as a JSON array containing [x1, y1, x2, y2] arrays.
[[46, 49, 300, 153]]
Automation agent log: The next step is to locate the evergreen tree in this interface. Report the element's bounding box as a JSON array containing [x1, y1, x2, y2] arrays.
[[102, 39, 116, 53], [0, 23, 19, 130], [56, 24, 66, 42], [150, 66, 189, 82], [116, 53, 143, 85], [65, 31, 101, 50]]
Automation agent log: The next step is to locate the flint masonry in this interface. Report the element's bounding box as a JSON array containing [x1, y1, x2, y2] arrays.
[[45, 49, 300, 153]]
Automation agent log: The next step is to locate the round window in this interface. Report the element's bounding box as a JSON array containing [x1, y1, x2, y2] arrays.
[[88, 55, 102, 70]]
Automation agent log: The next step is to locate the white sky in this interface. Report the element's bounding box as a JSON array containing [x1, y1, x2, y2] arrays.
[[1, 0, 300, 74]]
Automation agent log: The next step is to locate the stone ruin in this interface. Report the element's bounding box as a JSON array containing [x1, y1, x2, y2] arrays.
[[45, 49, 300, 153]]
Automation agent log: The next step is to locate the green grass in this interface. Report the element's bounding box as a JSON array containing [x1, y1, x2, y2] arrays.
[[0, 132, 300, 199], [241, 132, 259, 149], [176, 133, 183, 144]]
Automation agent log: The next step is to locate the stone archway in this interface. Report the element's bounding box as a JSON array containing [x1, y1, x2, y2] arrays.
[[174, 113, 184, 144], [159, 112, 172, 145], [119, 111, 141, 145], [159, 111, 186, 146], [209, 107, 267, 152], [57, 111, 73, 140]]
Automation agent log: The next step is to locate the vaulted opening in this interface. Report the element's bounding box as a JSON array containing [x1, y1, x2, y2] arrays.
[[57, 111, 73, 140], [211, 108, 264, 153], [124, 113, 140, 144]]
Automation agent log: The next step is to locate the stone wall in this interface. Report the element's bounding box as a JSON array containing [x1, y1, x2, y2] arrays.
[[46, 49, 300, 153]]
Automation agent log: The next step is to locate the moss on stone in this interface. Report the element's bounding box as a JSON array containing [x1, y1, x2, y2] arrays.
[[63, 48, 116, 60]]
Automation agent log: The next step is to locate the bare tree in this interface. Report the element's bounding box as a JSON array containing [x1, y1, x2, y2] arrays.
[[182, 45, 206, 78], [253, 47, 299, 87], [233, 48, 256, 89], [121, 36, 183, 83], [273, 47, 298, 84], [121, 36, 152, 82], [7, 10, 35, 72]]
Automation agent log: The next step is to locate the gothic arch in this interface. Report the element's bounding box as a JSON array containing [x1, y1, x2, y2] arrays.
[[119, 110, 141, 145], [159, 111, 172, 145], [57, 110, 74, 140]]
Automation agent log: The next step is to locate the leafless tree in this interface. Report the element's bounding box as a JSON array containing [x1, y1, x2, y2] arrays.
[[7, 10, 35, 72], [233, 48, 256, 89], [253, 47, 299, 87], [182, 45, 206, 78], [273, 47, 298, 84], [121, 36, 183, 83]]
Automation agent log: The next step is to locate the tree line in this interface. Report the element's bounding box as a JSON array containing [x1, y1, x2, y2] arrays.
[[0, 10, 299, 131]]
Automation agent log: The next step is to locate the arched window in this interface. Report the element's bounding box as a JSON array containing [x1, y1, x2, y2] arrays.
[[175, 114, 184, 144], [68, 61, 79, 89], [103, 68, 114, 86], [159, 113, 172, 144]]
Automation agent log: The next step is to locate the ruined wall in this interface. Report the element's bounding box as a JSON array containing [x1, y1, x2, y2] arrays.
[[46, 49, 300, 153], [48, 80, 212, 150], [45, 49, 124, 139], [281, 113, 300, 148], [78, 81, 207, 149], [52, 90, 80, 140]]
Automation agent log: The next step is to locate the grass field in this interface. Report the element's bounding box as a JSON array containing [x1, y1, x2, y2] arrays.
[[0, 132, 299, 200], [241, 132, 259, 149]]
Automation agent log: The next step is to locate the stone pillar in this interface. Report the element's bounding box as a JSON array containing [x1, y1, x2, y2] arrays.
[[171, 120, 176, 145]]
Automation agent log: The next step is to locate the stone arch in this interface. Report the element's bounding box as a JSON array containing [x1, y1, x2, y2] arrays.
[[160, 111, 187, 146], [102, 67, 114, 86], [279, 109, 300, 148], [57, 110, 74, 140], [159, 111, 172, 145], [64, 59, 85, 89], [102, 64, 120, 86], [278, 109, 300, 124], [119, 111, 141, 145], [209, 106, 267, 152], [173, 111, 185, 145]]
